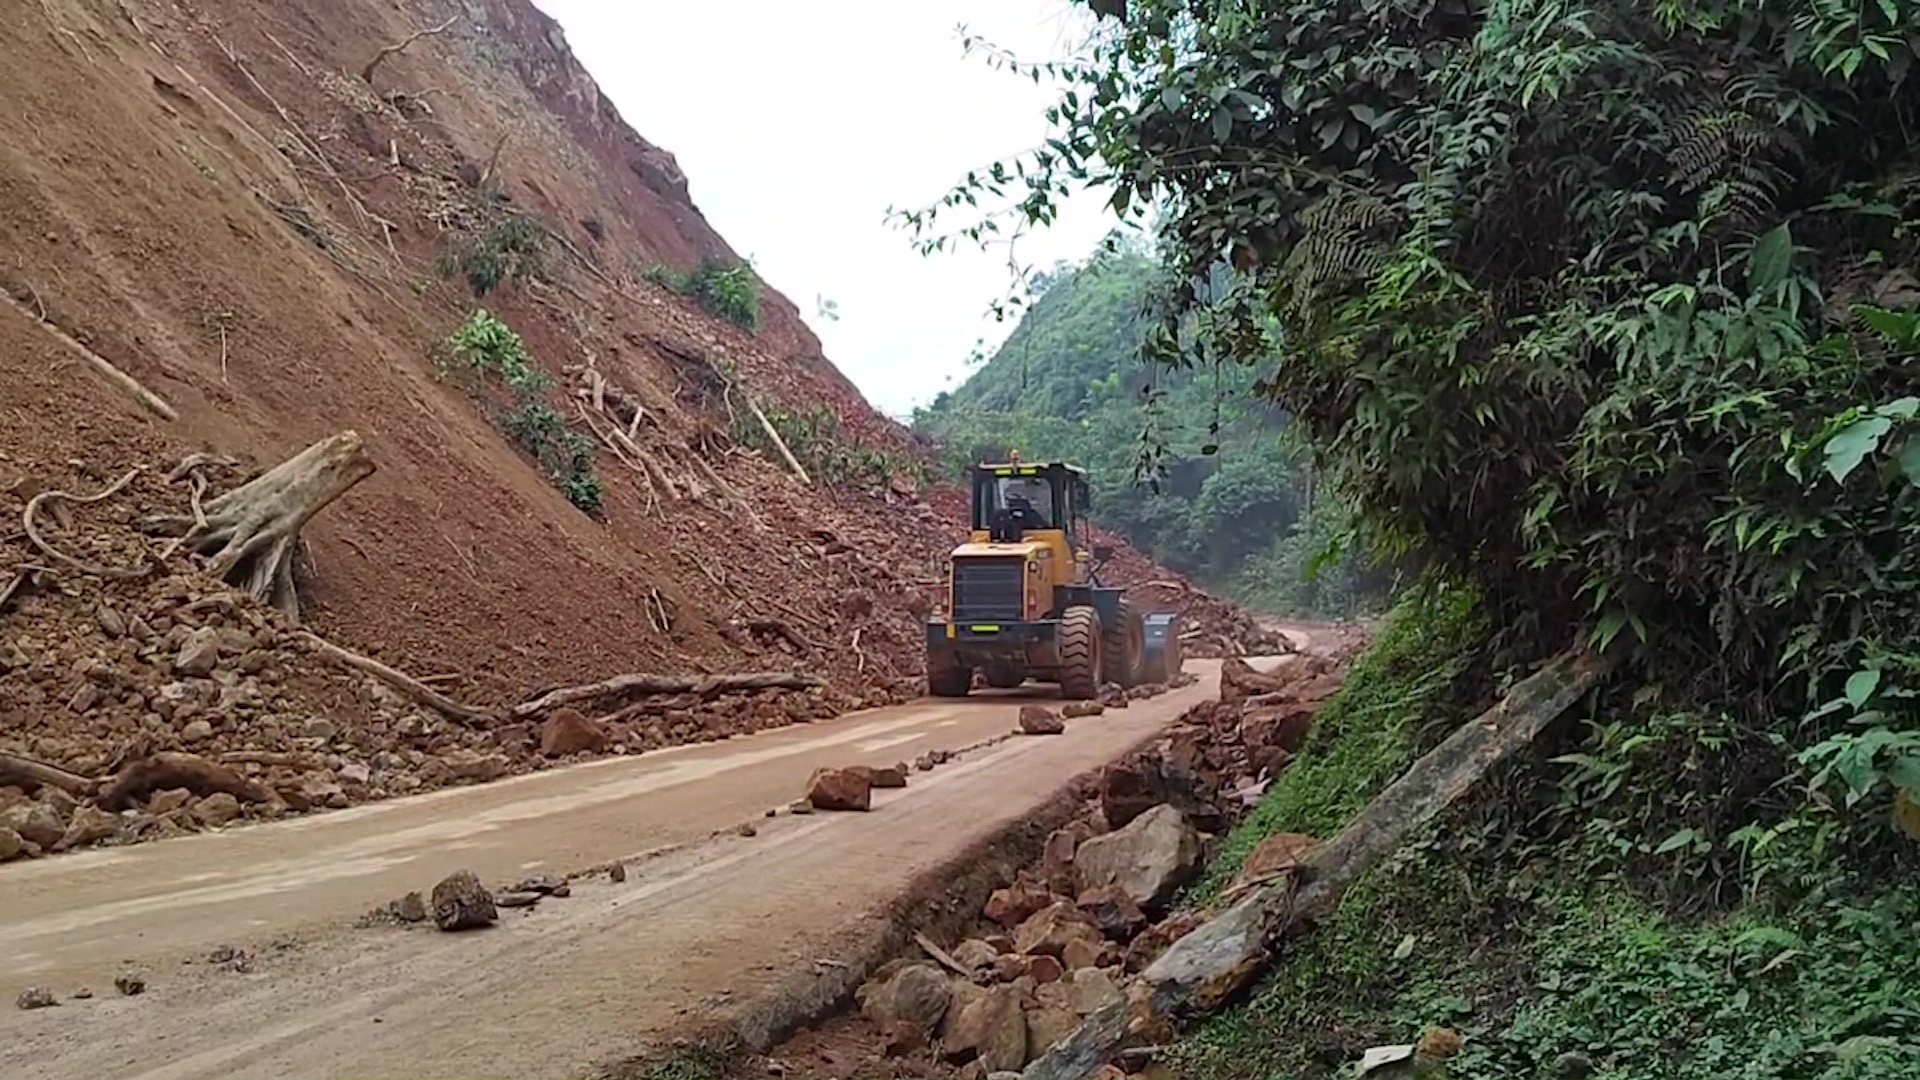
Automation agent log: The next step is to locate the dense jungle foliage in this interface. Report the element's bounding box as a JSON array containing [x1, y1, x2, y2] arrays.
[[899, 0, 1920, 1074], [914, 244, 1391, 617]]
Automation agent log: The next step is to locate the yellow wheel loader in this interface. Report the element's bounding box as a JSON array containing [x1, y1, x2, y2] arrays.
[[925, 454, 1182, 700]]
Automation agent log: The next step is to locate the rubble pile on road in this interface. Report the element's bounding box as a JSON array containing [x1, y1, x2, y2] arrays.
[[750, 640, 1366, 1079]]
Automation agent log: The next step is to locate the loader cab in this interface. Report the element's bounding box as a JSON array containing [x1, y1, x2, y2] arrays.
[[969, 460, 1090, 550]]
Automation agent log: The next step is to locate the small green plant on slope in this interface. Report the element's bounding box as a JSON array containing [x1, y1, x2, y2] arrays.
[[435, 216, 545, 299], [434, 309, 602, 514], [645, 257, 761, 330], [730, 402, 928, 490]]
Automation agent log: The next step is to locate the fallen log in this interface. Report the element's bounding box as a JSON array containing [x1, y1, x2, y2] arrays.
[[96, 752, 273, 811], [508, 670, 824, 720], [1021, 649, 1601, 1078], [297, 631, 495, 725], [0, 752, 99, 798], [144, 431, 376, 619]]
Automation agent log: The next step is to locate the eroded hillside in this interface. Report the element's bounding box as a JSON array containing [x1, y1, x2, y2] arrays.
[[0, 0, 1276, 852]]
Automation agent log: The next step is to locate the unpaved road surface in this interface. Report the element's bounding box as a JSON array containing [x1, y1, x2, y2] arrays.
[[0, 655, 1288, 1079]]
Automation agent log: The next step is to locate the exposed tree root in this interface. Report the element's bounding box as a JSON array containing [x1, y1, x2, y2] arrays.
[[144, 431, 375, 618], [296, 631, 495, 726], [97, 752, 272, 811], [0, 288, 177, 420], [509, 670, 824, 720], [23, 466, 153, 580], [0, 752, 99, 798], [1022, 650, 1602, 1078]]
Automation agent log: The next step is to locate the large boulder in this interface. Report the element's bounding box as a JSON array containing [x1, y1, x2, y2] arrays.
[[859, 962, 952, 1030], [940, 984, 1027, 1073], [539, 708, 606, 757], [1018, 705, 1065, 735], [430, 870, 498, 931], [1073, 804, 1202, 913], [806, 767, 873, 811]]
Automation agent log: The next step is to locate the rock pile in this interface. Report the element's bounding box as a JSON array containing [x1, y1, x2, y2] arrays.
[[769, 642, 1363, 1078]]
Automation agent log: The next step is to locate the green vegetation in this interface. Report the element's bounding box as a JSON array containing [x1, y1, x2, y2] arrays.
[[435, 216, 545, 298], [435, 309, 602, 514], [915, 243, 1389, 619], [900, 0, 1920, 1074], [731, 401, 928, 490], [646, 257, 761, 330]]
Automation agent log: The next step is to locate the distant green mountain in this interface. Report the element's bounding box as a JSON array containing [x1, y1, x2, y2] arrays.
[[914, 244, 1388, 618]]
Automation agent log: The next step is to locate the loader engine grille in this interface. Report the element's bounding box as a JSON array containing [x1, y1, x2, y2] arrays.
[[951, 556, 1024, 622]]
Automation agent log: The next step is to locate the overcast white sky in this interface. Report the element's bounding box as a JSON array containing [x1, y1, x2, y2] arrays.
[[528, 0, 1116, 418]]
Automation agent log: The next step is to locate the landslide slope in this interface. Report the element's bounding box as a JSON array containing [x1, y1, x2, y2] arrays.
[[0, 0, 1275, 851]]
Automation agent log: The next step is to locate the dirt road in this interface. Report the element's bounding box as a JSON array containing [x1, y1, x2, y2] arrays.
[[0, 657, 1283, 1079]]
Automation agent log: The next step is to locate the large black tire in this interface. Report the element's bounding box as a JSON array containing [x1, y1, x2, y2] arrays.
[[1102, 597, 1145, 688], [1058, 605, 1103, 700], [928, 651, 972, 698], [983, 663, 1026, 689]]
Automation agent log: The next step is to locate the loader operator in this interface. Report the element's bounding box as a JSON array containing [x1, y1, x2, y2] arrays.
[[995, 476, 1054, 533]]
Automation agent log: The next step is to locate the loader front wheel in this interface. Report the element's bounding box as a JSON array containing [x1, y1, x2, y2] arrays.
[[1058, 605, 1103, 700], [928, 650, 972, 698]]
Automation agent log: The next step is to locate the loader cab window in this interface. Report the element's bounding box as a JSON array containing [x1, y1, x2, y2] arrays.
[[974, 468, 1066, 539]]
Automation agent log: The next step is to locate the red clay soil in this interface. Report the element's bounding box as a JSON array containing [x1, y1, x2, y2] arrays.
[[0, 0, 1273, 856]]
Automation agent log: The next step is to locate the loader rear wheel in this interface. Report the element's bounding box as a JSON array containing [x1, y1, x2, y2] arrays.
[[1102, 598, 1145, 688], [1058, 605, 1102, 700]]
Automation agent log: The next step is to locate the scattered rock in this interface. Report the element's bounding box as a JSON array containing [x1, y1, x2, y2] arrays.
[[15, 987, 55, 1010], [736, 820, 758, 837], [430, 870, 497, 931], [951, 938, 1000, 973], [1025, 954, 1064, 984], [207, 944, 254, 972], [0, 826, 22, 861], [1065, 966, 1123, 1015], [1231, 831, 1318, 892], [173, 627, 221, 676], [149, 787, 192, 815], [608, 862, 628, 883], [113, 972, 146, 996], [510, 874, 570, 897], [180, 718, 214, 743], [386, 891, 429, 923], [1061, 700, 1105, 719], [983, 881, 1049, 927], [1124, 910, 1202, 972], [72, 987, 93, 1000], [539, 708, 606, 757], [5, 803, 67, 849], [495, 890, 541, 908], [858, 962, 951, 1030], [1073, 803, 1202, 913], [869, 763, 909, 788], [1025, 1002, 1080, 1062], [1076, 883, 1149, 941], [806, 767, 872, 811], [1012, 902, 1104, 960], [96, 605, 127, 638], [193, 792, 242, 828], [940, 984, 1027, 1073], [1017, 704, 1065, 735], [788, 798, 814, 815], [58, 805, 120, 850], [446, 753, 509, 783]]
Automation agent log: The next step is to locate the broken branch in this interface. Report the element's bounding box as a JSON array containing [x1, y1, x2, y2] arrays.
[[0, 751, 99, 798], [360, 14, 459, 83], [297, 630, 495, 725], [97, 751, 272, 811], [509, 670, 823, 720], [1021, 650, 1602, 1079]]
